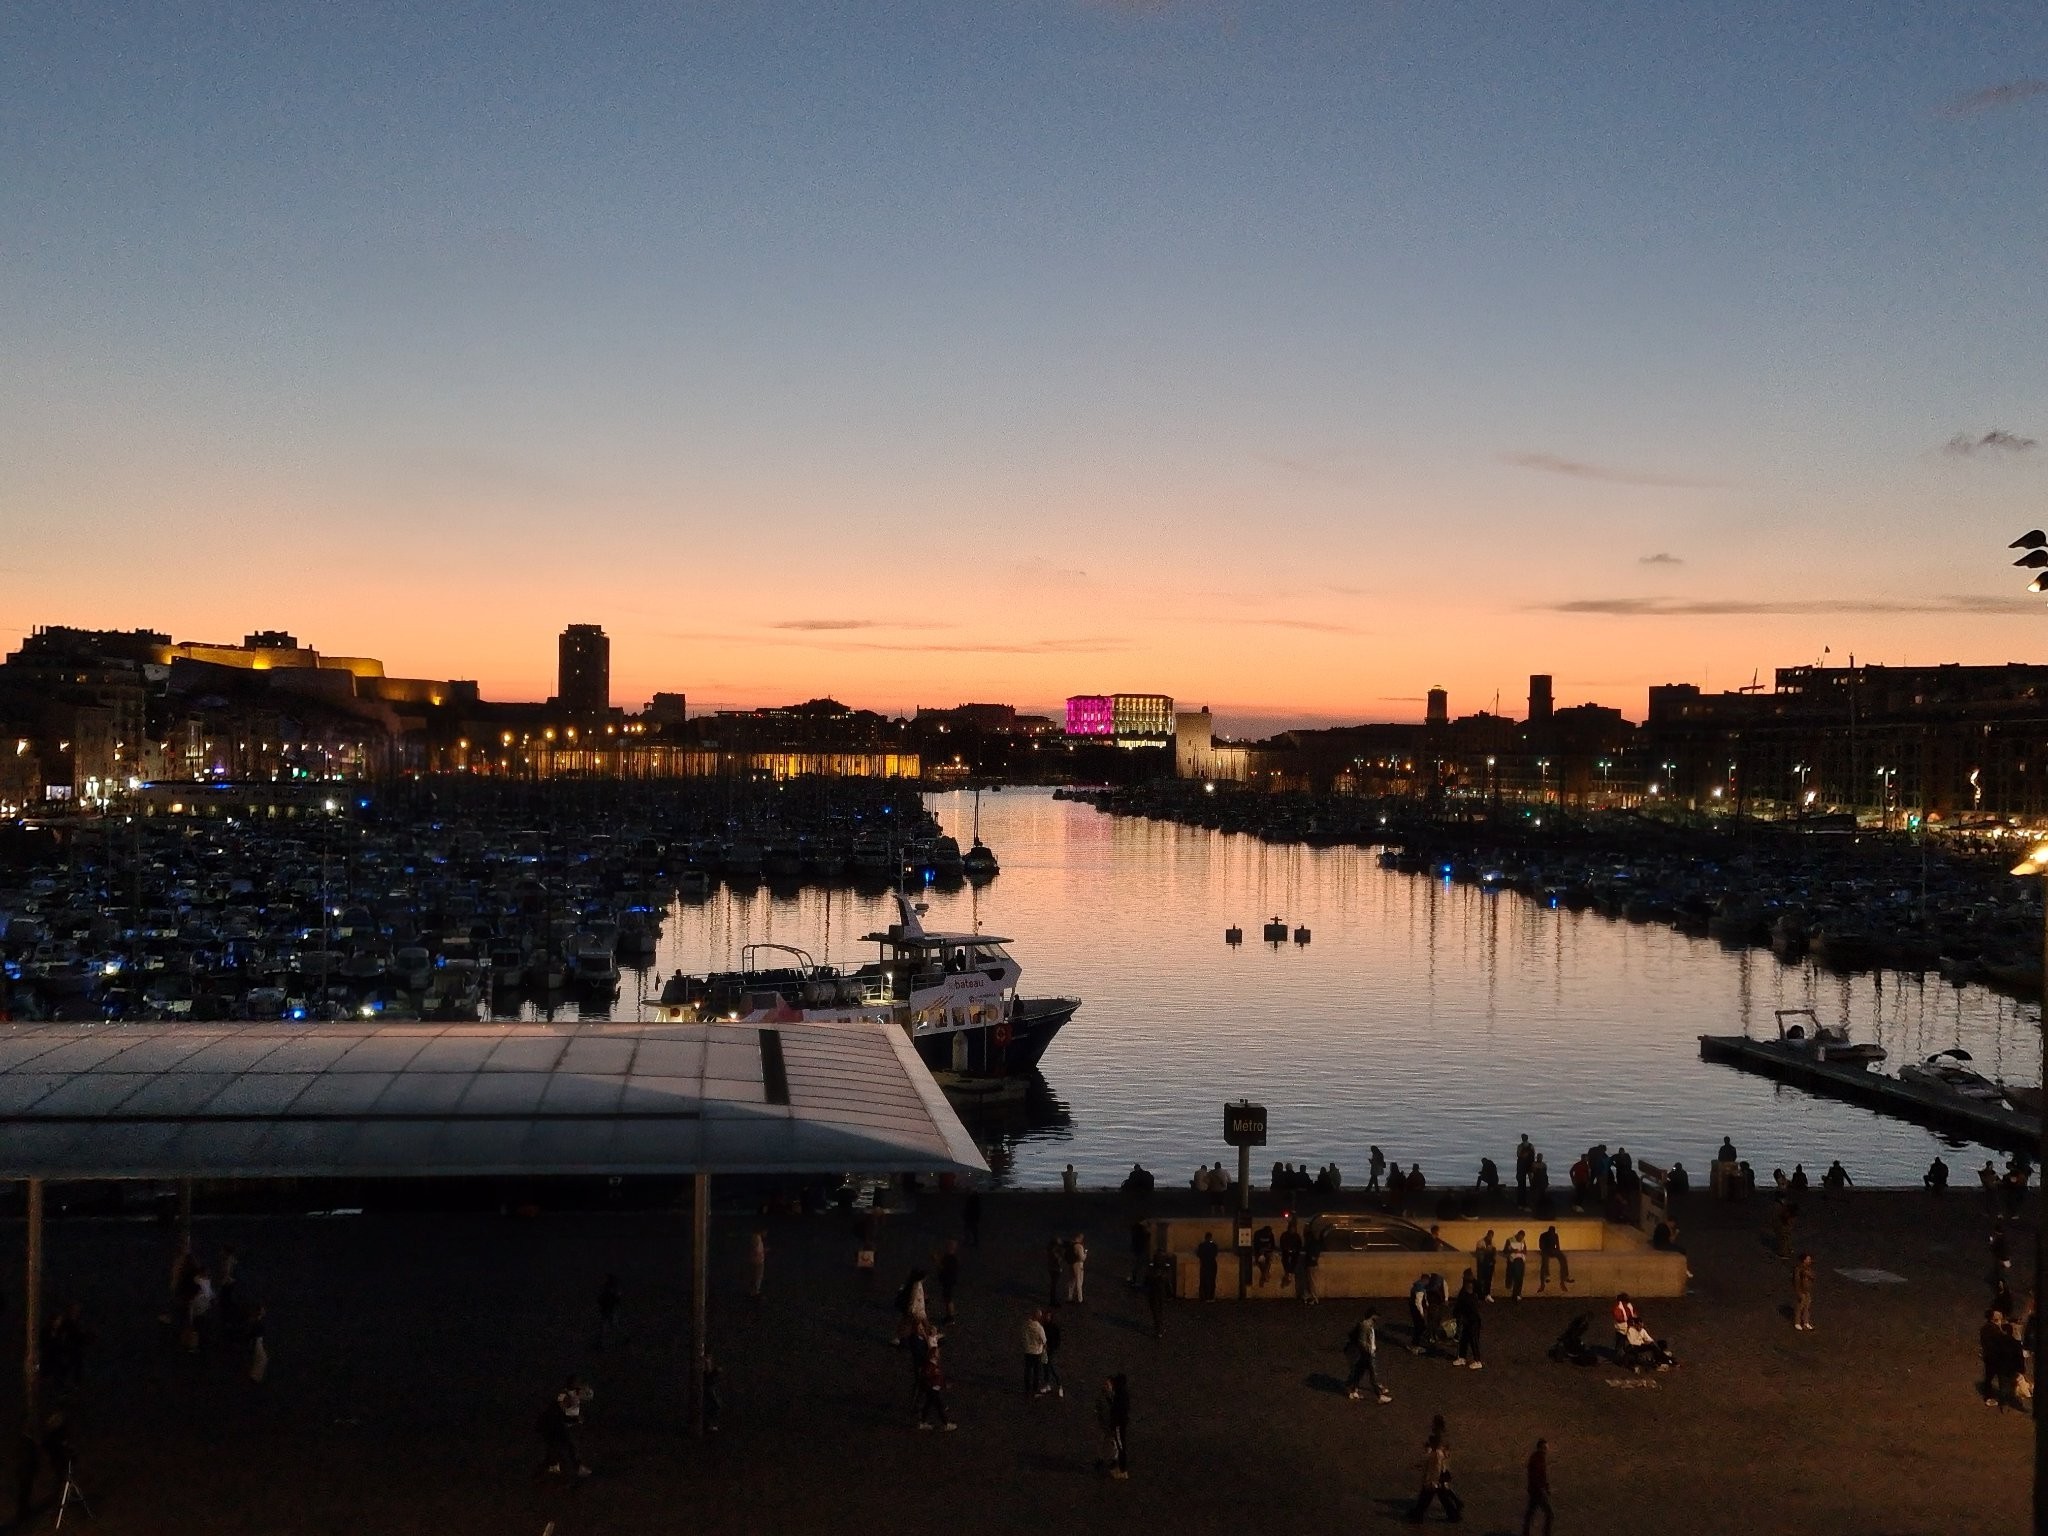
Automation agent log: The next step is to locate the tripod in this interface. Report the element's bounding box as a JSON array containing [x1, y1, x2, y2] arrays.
[[53, 1466, 90, 1529]]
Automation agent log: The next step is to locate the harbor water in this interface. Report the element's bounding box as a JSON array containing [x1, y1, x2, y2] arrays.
[[618, 787, 2040, 1188]]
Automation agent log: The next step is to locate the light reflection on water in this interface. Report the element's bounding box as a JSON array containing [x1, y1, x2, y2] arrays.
[[609, 788, 2039, 1188]]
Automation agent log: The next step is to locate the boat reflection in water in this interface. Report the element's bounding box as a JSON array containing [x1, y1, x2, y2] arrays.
[[949, 1070, 1075, 1185]]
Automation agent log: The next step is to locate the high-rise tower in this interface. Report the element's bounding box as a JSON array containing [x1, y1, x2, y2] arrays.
[[557, 624, 610, 715]]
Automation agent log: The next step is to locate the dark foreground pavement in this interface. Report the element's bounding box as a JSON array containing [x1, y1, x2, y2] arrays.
[[0, 1184, 2030, 1535]]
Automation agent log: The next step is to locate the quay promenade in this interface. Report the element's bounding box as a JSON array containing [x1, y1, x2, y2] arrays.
[[0, 1184, 2028, 1534]]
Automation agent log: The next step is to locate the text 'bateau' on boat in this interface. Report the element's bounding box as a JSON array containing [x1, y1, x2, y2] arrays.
[[654, 892, 1077, 1080]]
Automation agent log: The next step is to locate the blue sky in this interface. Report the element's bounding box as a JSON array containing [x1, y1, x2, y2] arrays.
[[3, 2, 2044, 729]]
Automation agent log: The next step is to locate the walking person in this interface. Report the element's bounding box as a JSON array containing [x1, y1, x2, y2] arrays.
[[1538, 1226, 1570, 1291], [1196, 1232, 1220, 1301], [1145, 1254, 1173, 1338], [1096, 1375, 1129, 1479], [1040, 1311, 1065, 1398], [915, 1340, 957, 1430], [1474, 1230, 1497, 1301], [1792, 1252, 1815, 1331], [748, 1229, 767, 1300], [1343, 1308, 1393, 1403], [1407, 1423, 1463, 1522], [1024, 1308, 1048, 1394], [1452, 1272, 1484, 1369], [1300, 1222, 1322, 1306], [1522, 1437, 1554, 1536], [1505, 1230, 1528, 1301]]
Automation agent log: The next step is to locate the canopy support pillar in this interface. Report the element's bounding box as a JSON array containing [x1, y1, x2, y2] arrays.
[[23, 1180, 42, 1439], [689, 1173, 709, 1437]]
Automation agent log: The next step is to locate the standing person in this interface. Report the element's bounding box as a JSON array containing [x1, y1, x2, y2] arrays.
[[1062, 1163, 1079, 1196], [1515, 1135, 1535, 1205], [1538, 1226, 1571, 1291], [1474, 1230, 1498, 1302], [1127, 1219, 1151, 1288], [1300, 1222, 1322, 1306], [962, 1188, 982, 1248], [1522, 1438, 1554, 1536], [1452, 1273, 1484, 1369], [1822, 1160, 1852, 1199], [540, 1376, 592, 1478], [748, 1230, 768, 1300], [595, 1273, 623, 1351], [1344, 1308, 1393, 1403], [1370, 1145, 1388, 1195], [936, 1240, 961, 1323], [1065, 1234, 1089, 1304], [1792, 1253, 1815, 1331], [1408, 1425, 1463, 1522], [1023, 1309, 1048, 1394], [1145, 1254, 1173, 1338], [247, 1304, 268, 1384], [217, 1244, 241, 1323], [1040, 1311, 1065, 1398], [1504, 1231, 1529, 1301], [1196, 1232, 1220, 1302], [1279, 1219, 1304, 1290], [1095, 1375, 1129, 1479], [1530, 1154, 1551, 1212], [1982, 1309, 2009, 1407]]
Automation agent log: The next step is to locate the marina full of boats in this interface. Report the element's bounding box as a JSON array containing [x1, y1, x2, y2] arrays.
[[0, 782, 1005, 1028], [1082, 783, 2048, 997]]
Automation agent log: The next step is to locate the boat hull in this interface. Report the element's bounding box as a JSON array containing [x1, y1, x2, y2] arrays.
[[912, 997, 1077, 1078]]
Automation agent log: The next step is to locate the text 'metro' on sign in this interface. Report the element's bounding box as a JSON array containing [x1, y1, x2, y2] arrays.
[[1224, 1101, 1267, 1147]]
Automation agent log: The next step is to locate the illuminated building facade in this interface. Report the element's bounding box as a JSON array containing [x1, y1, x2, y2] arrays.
[[1065, 695, 1113, 737]]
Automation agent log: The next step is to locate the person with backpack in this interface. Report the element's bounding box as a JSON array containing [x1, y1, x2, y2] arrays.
[[1343, 1307, 1392, 1403]]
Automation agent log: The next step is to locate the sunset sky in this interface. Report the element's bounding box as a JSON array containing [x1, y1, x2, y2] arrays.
[[4, 3, 2045, 735]]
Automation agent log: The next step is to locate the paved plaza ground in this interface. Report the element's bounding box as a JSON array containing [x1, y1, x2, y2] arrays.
[[0, 1181, 2032, 1534]]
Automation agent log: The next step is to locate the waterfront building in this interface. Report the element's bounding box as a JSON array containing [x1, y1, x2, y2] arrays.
[[556, 624, 610, 716]]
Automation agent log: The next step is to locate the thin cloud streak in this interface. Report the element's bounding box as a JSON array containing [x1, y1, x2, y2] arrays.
[[1945, 429, 2037, 456], [1938, 80, 2048, 118], [1501, 451, 1722, 489], [661, 628, 1128, 655], [1638, 552, 1684, 565], [1548, 595, 2025, 617], [767, 619, 954, 631]]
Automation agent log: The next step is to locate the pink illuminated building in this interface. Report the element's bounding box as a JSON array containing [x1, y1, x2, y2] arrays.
[[1065, 695, 1114, 736]]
